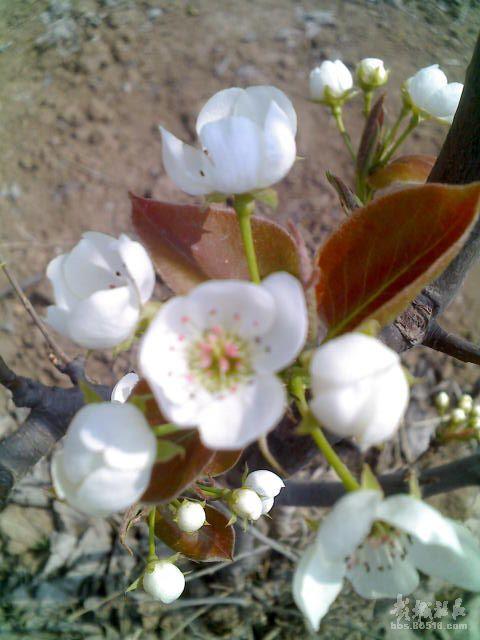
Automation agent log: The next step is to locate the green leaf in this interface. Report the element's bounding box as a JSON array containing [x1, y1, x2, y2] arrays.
[[79, 380, 103, 404]]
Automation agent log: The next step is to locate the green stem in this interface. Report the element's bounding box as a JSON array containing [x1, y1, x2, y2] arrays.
[[382, 104, 410, 150], [148, 507, 157, 561], [363, 91, 373, 118], [332, 107, 356, 162], [292, 377, 359, 492], [381, 114, 420, 165], [302, 413, 360, 492], [234, 195, 261, 284], [196, 482, 225, 497]]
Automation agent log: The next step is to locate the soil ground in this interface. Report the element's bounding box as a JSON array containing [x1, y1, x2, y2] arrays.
[[1, 1, 480, 638]]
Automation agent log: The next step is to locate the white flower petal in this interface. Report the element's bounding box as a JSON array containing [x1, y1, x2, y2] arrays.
[[292, 543, 345, 631], [409, 520, 480, 591], [199, 116, 263, 194], [67, 286, 139, 349], [244, 85, 297, 134], [46, 254, 78, 310], [46, 305, 70, 336], [425, 82, 463, 123], [197, 374, 286, 449], [63, 403, 157, 472], [160, 127, 212, 196], [317, 490, 381, 560], [259, 101, 297, 188], [245, 469, 285, 498], [261, 496, 274, 514], [196, 87, 245, 133], [117, 234, 155, 305], [111, 372, 140, 403], [62, 235, 119, 299], [377, 495, 461, 550], [347, 544, 419, 599], [407, 64, 447, 112], [253, 272, 308, 373], [188, 279, 276, 336]]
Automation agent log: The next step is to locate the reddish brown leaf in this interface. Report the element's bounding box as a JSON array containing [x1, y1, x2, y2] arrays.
[[357, 93, 385, 179], [204, 450, 243, 477], [130, 381, 214, 503], [315, 183, 480, 339], [130, 194, 301, 294], [155, 504, 235, 562], [368, 155, 436, 190]]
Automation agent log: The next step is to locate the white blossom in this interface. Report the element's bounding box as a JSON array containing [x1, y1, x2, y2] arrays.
[[176, 501, 206, 533], [245, 469, 285, 514], [405, 65, 463, 124], [160, 86, 297, 196], [230, 488, 263, 520], [309, 333, 409, 449], [143, 561, 185, 603], [46, 232, 155, 349], [309, 60, 353, 103], [51, 402, 157, 516], [293, 490, 480, 631], [139, 272, 308, 449], [356, 58, 388, 90], [111, 372, 140, 403]]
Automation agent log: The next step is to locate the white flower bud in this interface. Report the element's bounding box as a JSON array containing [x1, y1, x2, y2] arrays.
[[472, 405, 480, 418], [46, 232, 155, 349], [451, 408, 467, 425], [143, 561, 185, 604], [356, 58, 389, 90], [111, 372, 140, 403], [176, 501, 206, 533], [309, 333, 409, 450], [309, 60, 353, 103], [404, 64, 463, 124], [435, 391, 450, 412], [458, 394, 473, 413], [245, 470, 285, 498], [230, 488, 263, 521], [471, 416, 480, 430], [51, 402, 156, 516]]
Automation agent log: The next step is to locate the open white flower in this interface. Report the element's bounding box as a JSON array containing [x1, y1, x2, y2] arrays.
[[143, 561, 185, 603], [139, 272, 308, 449], [309, 60, 353, 104], [309, 333, 409, 449], [293, 490, 480, 631], [160, 85, 297, 196], [245, 469, 285, 514], [51, 402, 157, 517], [46, 232, 155, 349], [356, 58, 389, 90], [111, 372, 140, 403], [405, 65, 463, 124]]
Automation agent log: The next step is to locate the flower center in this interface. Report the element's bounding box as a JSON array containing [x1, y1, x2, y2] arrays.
[[188, 325, 252, 392], [346, 524, 411, 573]]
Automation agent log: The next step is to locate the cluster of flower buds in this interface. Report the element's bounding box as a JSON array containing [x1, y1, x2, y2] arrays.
[[434, 391, 480, 437], [309, 57, 462, 125], [229, 470, 285, 522]]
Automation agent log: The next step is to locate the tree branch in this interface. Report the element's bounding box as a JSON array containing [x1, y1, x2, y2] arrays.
[[383, 32, 480, 355], [423, 321, 480, 365], [277, 450, 480, 506]]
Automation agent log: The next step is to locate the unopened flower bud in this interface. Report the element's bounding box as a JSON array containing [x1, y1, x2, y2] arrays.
[[309, 60, 353, 104], [176, 501, 206, 533], [356, 58, 389, 90], [245, 470, 285, 499], [471, 416, 480, 430], [435, 391, 450, 413], [451, 408, 467, 425], [309, 333, 409, 449], [472, 405, 480, 418], [143, 561, 185, 603], [458, 394, 473, 413], [230, 488, 263, 521]]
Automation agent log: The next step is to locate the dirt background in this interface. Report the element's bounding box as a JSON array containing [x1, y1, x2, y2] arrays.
[[1, 0, 480, 638]]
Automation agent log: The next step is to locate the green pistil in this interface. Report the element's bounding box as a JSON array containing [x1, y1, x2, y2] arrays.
[[188, 327, 253, 393]]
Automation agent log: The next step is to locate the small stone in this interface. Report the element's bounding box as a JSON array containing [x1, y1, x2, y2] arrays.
[[148, 8, 164, 20]]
